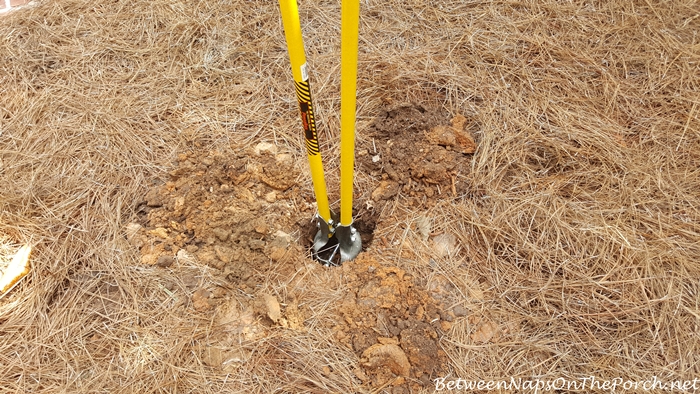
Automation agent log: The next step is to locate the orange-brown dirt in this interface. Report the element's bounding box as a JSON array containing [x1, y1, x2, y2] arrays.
[[358, 103, 477, 210]]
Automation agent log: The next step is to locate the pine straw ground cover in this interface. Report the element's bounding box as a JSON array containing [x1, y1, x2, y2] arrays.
[[1, 0, 700, 392]]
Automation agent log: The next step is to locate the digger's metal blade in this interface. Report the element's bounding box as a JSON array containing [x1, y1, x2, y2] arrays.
[[334, 223, 361, 263], [312, 214, 360, 265], [312, 215, 335, 253]]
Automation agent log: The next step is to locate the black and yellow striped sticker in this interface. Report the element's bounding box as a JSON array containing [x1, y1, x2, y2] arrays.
[[295, 80, 320, 156]]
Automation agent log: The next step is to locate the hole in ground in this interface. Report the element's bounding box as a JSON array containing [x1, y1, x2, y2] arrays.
[[304, 211, 378, 266]]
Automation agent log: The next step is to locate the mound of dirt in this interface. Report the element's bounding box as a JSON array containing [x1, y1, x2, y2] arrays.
[[357, 103, 478, 210], [130, 146, 311, 292], [329, 254, 449, 390]]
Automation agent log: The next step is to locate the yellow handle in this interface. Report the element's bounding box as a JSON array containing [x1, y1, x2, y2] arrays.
[[279, 0, 331, 224], [339, 0, 360, 226]]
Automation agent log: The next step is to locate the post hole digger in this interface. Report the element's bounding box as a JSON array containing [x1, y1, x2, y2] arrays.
[[278, 0, 362, 264]]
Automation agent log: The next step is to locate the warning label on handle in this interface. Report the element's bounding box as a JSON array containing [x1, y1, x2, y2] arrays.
[[295, 80, 320, 156], [300, 63, 308, 81]]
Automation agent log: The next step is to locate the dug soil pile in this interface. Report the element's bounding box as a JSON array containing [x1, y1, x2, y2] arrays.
[[131, 105, 475, 391]]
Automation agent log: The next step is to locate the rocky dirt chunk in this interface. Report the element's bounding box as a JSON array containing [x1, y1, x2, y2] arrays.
[[124, 223, 143, 245], [256, 293, 281, 323], [361, 343, 411, 377], [371, 180, 400, 201], [192, 288, 213, 312], [144, 186, 165, 207], [426, 115, 477, 154], [254, 142, 278, 156], [156, 255, 174, 268]]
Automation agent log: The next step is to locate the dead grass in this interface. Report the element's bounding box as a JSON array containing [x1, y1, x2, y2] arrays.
[[1, 0, 699, 392]]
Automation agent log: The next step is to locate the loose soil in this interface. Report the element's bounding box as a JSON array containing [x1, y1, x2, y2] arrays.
[[132, 104, 475, 391], [357, 103, 477, 211]]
